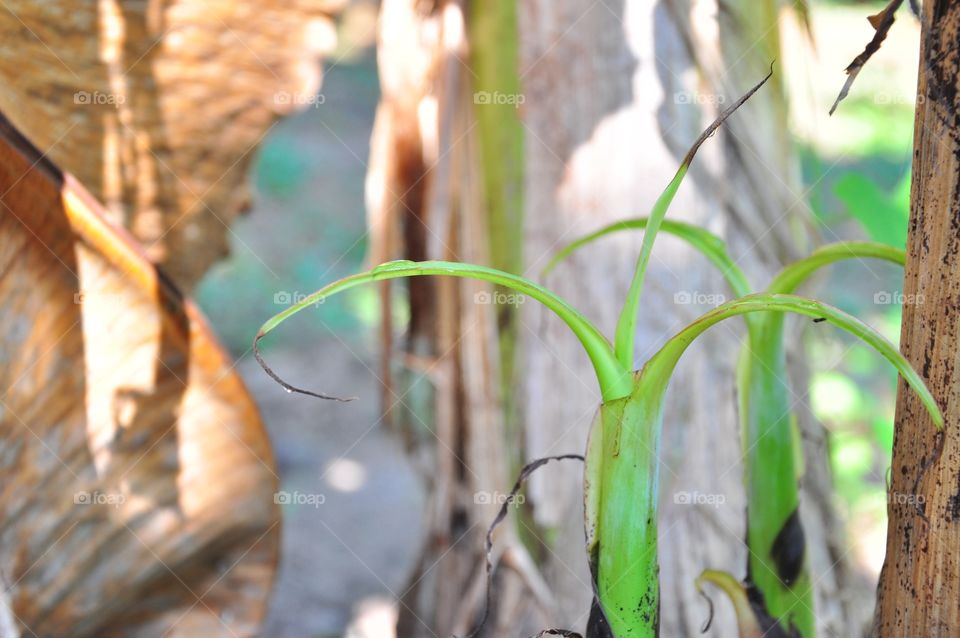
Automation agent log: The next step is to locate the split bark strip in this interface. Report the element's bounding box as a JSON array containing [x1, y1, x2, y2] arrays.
[[875, 1, 960, 635], [829, 0, 904, 115]]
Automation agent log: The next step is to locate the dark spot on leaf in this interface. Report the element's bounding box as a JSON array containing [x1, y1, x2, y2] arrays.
[[586, 598, 615, 638], [745, 583, 803, 638], [770, 507, 806, 586]]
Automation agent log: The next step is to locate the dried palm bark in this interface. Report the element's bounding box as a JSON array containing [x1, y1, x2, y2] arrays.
[[0, 0, 340, 290], [0, 112, 278, 637], [875, 2, 960, 634], [367, 1, 552, 635]]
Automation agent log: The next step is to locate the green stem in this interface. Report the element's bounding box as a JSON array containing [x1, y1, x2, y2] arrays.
[[591, 293, 939, 638], [613, 69, 773, 369], [738, 241, 907, 635], [614, 168, 686, 367]]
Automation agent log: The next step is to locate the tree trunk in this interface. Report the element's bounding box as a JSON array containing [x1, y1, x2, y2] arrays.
[[875, 2, 960, 635]]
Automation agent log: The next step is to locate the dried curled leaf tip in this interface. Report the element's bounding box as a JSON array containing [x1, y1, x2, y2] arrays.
[[252, 333, 357, 402]]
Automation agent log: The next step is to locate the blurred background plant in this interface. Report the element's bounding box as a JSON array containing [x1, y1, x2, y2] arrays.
[[783, 0, 920, 577]]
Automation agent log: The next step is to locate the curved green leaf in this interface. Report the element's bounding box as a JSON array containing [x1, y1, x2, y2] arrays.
[[542, 217, 754, 300], [651, 293, 941, 427], [767, 241, 905, 295], [614, 69, 773, 369], [254, 260, 633, 401]]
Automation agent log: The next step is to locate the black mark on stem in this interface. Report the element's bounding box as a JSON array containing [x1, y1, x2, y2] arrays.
[[771, 507, 806, 586]]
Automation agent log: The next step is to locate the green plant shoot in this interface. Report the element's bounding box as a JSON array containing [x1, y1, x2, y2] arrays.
[[548, 225, 929, 636], [254, 72, 942, 637]]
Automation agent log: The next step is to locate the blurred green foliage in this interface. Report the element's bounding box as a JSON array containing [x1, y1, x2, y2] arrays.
[[801, 3, 918, 541], [195, 56, 387, 356]]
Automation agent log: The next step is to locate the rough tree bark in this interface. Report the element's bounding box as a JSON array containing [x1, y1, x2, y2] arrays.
[[876, 2, 960, 635]]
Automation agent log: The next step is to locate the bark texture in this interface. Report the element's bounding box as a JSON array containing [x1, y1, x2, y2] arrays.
[[876, 1, 960, 635], [0, 0, 340, 289], [0, 113, 277, 636]]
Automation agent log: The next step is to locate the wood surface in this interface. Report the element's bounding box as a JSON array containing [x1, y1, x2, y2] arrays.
[[877, 2, 960, 635]]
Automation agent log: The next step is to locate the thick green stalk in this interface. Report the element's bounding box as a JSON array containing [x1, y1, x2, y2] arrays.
[[255, 260, 632, 401], [738, 320, 812, 636], [738, 242, 907, 636]]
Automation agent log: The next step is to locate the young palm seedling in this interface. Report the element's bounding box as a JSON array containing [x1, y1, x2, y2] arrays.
[[254, 71, 941, 637], [544, 210, 923, 637]]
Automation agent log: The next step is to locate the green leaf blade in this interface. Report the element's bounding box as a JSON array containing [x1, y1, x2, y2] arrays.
[[255, 260, 633, 401]]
